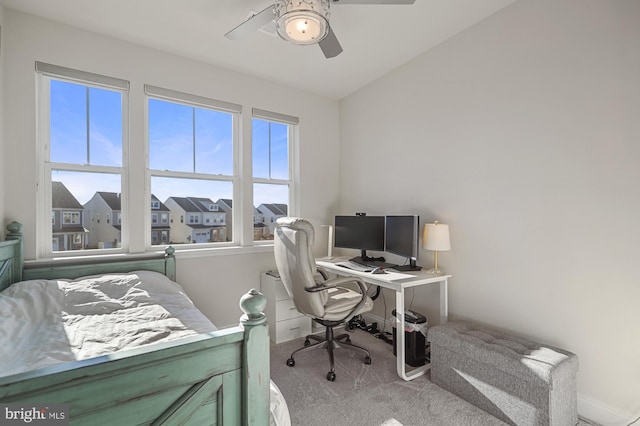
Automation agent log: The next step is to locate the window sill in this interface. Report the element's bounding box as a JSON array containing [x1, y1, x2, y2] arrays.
[[27, 244, 275, 266]]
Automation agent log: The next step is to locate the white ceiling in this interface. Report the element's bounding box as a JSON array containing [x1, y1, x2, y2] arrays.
[[0, 0, 515, 100]]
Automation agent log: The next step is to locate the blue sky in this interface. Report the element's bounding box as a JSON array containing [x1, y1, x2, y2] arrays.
[[50, 79, 289, 207]]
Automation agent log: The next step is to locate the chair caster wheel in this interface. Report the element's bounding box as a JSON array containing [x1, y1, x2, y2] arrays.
[[344, 337, 352, 344], [326, 371, 336, 381], [286, 358, 295, 367], [304, 339, 311, 347], [364, 356, 372, 365]]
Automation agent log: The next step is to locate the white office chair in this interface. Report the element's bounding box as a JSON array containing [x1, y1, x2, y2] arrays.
[[274, 217, 374, 381]]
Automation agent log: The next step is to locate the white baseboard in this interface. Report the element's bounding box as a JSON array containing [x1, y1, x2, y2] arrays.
[[359, 313, 638, 426], [577, 394, 637, 426]]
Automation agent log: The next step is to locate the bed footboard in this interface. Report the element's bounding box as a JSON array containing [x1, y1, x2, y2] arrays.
[[0, 289, 270, 426]]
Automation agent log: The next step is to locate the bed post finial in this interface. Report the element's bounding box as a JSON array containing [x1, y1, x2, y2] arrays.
[[5, 221, 24, 284], [239, 288, 269, 425], [6, 221, 23, 237], [239, 288, 267, 323]]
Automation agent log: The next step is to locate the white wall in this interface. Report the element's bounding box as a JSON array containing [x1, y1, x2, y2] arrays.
[[340, 0, 639, 423], [1, 9, 340, 326], [0, 7, 5, 232]]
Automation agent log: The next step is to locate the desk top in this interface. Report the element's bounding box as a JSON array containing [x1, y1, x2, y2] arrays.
[[316, 257, 451, 291]]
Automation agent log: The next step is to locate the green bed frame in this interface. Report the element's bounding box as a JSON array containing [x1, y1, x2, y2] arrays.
[[0, 222, 270, 425]]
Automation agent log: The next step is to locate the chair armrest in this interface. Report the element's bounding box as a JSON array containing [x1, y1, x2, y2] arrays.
[[306, 276, 370, 322], [316, 266, 329, 280], [306, 276, 368, 293]]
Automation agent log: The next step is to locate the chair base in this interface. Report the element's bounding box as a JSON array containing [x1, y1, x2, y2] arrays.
[[286, 323, 372, 381]]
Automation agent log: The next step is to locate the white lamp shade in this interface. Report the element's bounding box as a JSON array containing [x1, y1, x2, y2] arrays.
[[422, 223, 451, 251]]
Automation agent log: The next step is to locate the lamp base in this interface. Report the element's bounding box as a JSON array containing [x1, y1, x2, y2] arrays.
[[425, 267, 445, 276]]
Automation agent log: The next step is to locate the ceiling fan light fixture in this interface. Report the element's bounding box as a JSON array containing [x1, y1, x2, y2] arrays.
[[275, 0, 330, 45]]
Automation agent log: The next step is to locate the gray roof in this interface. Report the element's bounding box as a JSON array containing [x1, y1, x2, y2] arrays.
[[53, 226, 87, 234], [189, 197, 217, 211], [97, 192, 122, 211], [166, 197, 201, 212], [52, 182, 83, 209], [151, 194, 170, 212], [217, 198, 232, 208], [259, 203, 288, 216], [167, 196, 219, 213]]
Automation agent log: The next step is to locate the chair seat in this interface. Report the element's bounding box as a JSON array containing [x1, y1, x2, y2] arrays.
[[323, 287, 374, 321]]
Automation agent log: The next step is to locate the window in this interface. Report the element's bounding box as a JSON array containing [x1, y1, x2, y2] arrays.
[[146, 85, 239, 246], [252, 109, 297, 241], [37, 62, 128, 256], [36, 66, 299, 257], [63, 211, 80, 224]]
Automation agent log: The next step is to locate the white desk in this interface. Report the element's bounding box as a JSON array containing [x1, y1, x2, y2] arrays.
[[316, 257, 451, 381]]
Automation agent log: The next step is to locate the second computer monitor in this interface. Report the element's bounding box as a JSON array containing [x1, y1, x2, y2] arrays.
[[385, 215, 421, 271]]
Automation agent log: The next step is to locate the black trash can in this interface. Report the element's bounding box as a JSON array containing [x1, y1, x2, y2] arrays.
[[392, 309, 427, 367]]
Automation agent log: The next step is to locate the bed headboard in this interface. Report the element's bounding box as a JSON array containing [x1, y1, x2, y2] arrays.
[[0, 222, 176, 291], [0, 222, 23, 291]]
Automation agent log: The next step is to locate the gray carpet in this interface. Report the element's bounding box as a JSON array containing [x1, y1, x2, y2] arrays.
[[270, 329, 597, 426]]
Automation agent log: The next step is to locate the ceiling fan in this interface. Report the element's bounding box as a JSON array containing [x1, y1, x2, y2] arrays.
[[225, 0, 416, 59]]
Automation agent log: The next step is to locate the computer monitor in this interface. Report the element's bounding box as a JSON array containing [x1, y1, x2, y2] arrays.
[[385, 215, 421, 271], [334, 215, 385, 263]]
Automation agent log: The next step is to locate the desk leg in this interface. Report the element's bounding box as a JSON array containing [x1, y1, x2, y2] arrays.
[[440, 277, 449, 324], [396, 287, 429, 381]]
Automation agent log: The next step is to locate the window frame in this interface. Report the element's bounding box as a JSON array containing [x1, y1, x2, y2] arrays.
[[36, 62, 130, 259], [144, 85, 241, 250], [251, 108, 298, 245]]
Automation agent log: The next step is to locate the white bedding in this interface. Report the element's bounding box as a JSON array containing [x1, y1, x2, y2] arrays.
[[0, 271, 290, 426]]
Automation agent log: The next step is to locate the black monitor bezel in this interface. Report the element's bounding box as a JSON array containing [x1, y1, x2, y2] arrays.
[[385, 215, 421, 271], [333, 215, 385, 260]]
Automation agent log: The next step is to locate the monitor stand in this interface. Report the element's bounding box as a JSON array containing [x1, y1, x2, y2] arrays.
[[350, 250, 396, 269], [350, 250, 378, 264], [393, 258, 422, 271]]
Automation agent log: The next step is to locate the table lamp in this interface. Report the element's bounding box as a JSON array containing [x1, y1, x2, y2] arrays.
[[422, 221, 451, 276]]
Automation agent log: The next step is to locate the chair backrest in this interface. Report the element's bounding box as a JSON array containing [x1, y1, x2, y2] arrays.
[[274, 217, 328, 319]]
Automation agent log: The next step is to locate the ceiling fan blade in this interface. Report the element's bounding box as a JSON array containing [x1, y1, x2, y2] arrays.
[[225, 5, 275, 40], [319, 26, 343, 58], [331, 0, 415, 4]]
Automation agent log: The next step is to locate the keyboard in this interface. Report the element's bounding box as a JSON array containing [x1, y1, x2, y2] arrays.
[[335, 261, 375, 272]]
